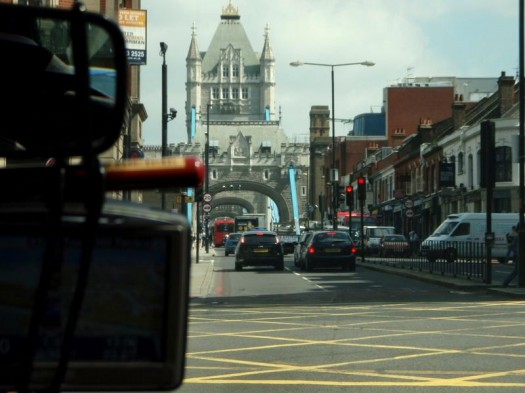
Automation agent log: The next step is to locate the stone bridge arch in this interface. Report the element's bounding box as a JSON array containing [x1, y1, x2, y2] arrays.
[[211, 197, 254, 215], [209, 180, 291, 224]]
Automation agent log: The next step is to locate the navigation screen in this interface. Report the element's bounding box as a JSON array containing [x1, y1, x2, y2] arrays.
[[0, 234, 168, 363]]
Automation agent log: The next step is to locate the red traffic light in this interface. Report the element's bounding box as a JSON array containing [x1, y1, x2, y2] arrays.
[[357, 176, 366, 201], [345, 185, 354, 208]]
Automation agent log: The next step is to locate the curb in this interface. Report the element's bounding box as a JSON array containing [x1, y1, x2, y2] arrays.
[[357, 262, 525, 298]]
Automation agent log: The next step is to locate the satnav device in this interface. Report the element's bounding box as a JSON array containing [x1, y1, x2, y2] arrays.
[[0, 201, 191, 391]]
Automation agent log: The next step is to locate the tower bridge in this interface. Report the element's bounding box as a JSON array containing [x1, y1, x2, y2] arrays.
[[144, 3, 319, 229]]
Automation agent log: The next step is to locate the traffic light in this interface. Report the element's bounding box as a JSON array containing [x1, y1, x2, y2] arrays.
[[357, 176, 366, 201], [345, 185, 354, 210], [194, 186, 203, 202]]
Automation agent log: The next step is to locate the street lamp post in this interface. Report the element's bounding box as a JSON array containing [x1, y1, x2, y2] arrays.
[[205, 103, 211, 253], [290, 60, 374, 229], [159, 42, 177, 210], [160, 42, 168, 210]]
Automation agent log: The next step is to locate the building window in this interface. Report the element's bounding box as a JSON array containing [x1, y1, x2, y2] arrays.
[[211, 169, 218, 180], [263, 170, 269, 180], [212, 87, 219, 99], [242, 87, 249, 99], [261, 141, 271, 154], [467, 154, 474, 189], [222, 65, 229, 77], [222, 87, 229, 99], [457, 152, 464, 174], [301, 186, 307, 197], [232, 88, 239, 99], [495, 146, 512, 182], [232, 65, 239, 77], [209, 140, 219, 157], [494, 190, 512, 212]]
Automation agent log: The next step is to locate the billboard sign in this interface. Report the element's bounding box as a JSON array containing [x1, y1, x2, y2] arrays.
[[119, 9, 147, 65], [439, 162, 456, 188]]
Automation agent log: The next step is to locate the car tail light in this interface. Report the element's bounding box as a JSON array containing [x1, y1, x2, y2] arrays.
[[308, 246, 316, 254], [240, 236, 246, 244], [351, 246, 358, 254], [275, 237, 280, 244]]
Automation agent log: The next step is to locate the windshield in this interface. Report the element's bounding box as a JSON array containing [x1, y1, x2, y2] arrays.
[[242, 233, 277, 245], [432, 220, 459, 236]]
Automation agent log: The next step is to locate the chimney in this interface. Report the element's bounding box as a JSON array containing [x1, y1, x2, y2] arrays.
[[452, 101, 466, 130], [498, 71, 515, 116]]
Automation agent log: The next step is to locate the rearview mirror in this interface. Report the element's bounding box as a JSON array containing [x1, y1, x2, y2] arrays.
[[0, 3, 127, 158]]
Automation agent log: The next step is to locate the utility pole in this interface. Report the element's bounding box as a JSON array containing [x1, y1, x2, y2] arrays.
[[160, 42, 168, 210]]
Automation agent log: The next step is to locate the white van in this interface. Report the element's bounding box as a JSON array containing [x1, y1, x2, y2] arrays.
[[420, 213, 519, 263]]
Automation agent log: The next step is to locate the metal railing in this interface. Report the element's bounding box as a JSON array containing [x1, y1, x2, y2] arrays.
[[361, 240, 487, 281]]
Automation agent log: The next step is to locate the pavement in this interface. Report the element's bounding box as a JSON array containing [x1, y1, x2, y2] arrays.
[[189, 245, 525, 299], [189, 245, 217, 298]]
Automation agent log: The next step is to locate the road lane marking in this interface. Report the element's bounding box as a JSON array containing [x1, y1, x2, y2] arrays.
[[185, 300, 525, 387]]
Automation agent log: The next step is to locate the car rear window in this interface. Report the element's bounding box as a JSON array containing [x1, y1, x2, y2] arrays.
[[243, 233, 277, 245], [314, 232, 350, 243], [228, 234, 241, 240]]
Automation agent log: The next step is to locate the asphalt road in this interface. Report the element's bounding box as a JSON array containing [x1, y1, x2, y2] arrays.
[[178, 249, 525, 393]]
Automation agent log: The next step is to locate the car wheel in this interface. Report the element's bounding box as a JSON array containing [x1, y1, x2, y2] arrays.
[[275, 260, 284, 271]]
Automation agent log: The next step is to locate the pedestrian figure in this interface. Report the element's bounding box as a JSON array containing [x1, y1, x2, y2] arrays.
[[409, 230, 419, 256], [502, 224, 519, 287], [503, 226, 518, 264]]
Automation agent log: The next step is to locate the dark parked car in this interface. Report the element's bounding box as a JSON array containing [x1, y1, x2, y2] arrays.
[[378, 234, 410, 257], [235, 230, 284, 271], [300, 230, 357, 272], [224, 232, 242, 256], [293, 231, 312, 267]]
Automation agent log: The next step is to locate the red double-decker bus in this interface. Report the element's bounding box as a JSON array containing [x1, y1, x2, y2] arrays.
[[212, 218, 235, 247]]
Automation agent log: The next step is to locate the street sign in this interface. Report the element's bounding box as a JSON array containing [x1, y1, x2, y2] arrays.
[[203, 203, 212, 213], [203, 193, 212, 203]]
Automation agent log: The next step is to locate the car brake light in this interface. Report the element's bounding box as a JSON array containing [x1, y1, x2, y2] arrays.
[[240, 237, 246, 244], [308, 246, 315, 254], [256, 232, 264, 236], [351, 246, 358, 254]]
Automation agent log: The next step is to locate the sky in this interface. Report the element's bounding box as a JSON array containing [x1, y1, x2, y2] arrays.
[[139, 0, 520, 146]]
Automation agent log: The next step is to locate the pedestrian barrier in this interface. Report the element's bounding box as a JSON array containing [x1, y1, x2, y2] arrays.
[[362, 240, 487, 281]]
